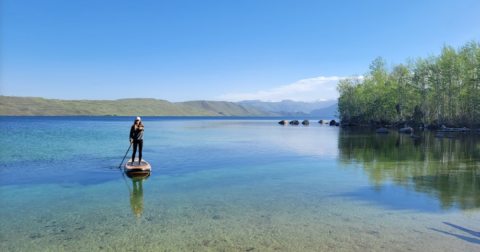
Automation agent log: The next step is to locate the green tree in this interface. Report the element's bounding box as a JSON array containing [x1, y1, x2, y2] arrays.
[[336, 40, 480, 127]]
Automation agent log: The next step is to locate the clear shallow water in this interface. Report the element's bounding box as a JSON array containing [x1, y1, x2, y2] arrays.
[[1, 116, 479, 251]]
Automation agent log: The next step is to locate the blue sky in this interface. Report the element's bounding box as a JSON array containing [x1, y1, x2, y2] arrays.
[[1, 0, 479, 102]]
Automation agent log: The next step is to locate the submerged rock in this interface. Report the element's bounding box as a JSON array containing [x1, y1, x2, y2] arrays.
[[399, 127, 414, 133], [376, 128, 390, 134]]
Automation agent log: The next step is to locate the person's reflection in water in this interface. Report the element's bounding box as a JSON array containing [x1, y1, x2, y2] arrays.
[[126, 172, 150, 217]]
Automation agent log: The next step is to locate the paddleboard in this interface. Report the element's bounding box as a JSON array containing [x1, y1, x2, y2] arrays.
[[125, 158, 151, 172], [126, 170, 151, 179]]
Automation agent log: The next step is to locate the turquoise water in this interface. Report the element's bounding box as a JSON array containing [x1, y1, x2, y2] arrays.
[[0, 117, 479, 251]]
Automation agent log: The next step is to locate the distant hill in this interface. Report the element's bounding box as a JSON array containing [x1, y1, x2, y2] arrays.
[[180, 100, 279, 116], [0, 96, 278, 116], [309, 103, 338, 118], [238, 99, 337, 114]]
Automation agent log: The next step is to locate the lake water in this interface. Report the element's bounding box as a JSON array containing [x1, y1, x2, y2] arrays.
[[0, 116, 479, 251]]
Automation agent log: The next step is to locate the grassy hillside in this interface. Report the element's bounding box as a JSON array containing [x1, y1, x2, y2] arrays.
[[0, 96, 273, 116]]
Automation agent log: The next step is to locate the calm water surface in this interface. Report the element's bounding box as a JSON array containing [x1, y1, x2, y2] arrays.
[[0, 116, 479, 251]]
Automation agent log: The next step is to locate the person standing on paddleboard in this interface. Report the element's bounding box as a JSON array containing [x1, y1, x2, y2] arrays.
[[130, 117, 145, 166]]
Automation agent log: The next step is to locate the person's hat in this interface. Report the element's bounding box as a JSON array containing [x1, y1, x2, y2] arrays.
[[136, 117, 141, 121]]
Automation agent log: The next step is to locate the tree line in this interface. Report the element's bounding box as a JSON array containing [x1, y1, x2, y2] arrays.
[[336, 40, 480, 127]]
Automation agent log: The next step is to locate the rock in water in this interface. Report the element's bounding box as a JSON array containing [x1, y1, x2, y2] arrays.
[[376, 128, 390, 134], [399, 127, 413, 133]]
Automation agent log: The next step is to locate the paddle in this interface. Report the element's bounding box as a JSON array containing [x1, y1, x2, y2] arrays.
[[119, 145, 132, 168]]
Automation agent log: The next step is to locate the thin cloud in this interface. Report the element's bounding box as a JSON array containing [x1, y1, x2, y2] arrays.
[[217, 76, 346, 102]]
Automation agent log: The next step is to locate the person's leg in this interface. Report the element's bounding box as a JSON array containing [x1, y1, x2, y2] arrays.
[[131, 140, 138, 164], [138, 140, 143, 165]]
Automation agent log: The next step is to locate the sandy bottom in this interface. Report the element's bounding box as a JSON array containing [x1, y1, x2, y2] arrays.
[[1, 164, 479, 252]]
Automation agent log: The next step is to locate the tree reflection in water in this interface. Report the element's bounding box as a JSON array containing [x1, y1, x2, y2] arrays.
[[338, 128, 480, 210]]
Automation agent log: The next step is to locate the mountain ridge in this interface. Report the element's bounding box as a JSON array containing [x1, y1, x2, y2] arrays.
[[309, 103, 338, 118], [0, 96, 279, 116], [238, 99, 337, 114], [0, 96, 337, 117]]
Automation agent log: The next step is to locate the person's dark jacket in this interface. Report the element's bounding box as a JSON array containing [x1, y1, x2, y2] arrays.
[[130, 125, 144, 141]]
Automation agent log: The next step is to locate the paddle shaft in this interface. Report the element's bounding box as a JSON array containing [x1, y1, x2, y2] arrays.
[[119, 145, 132, 168]]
